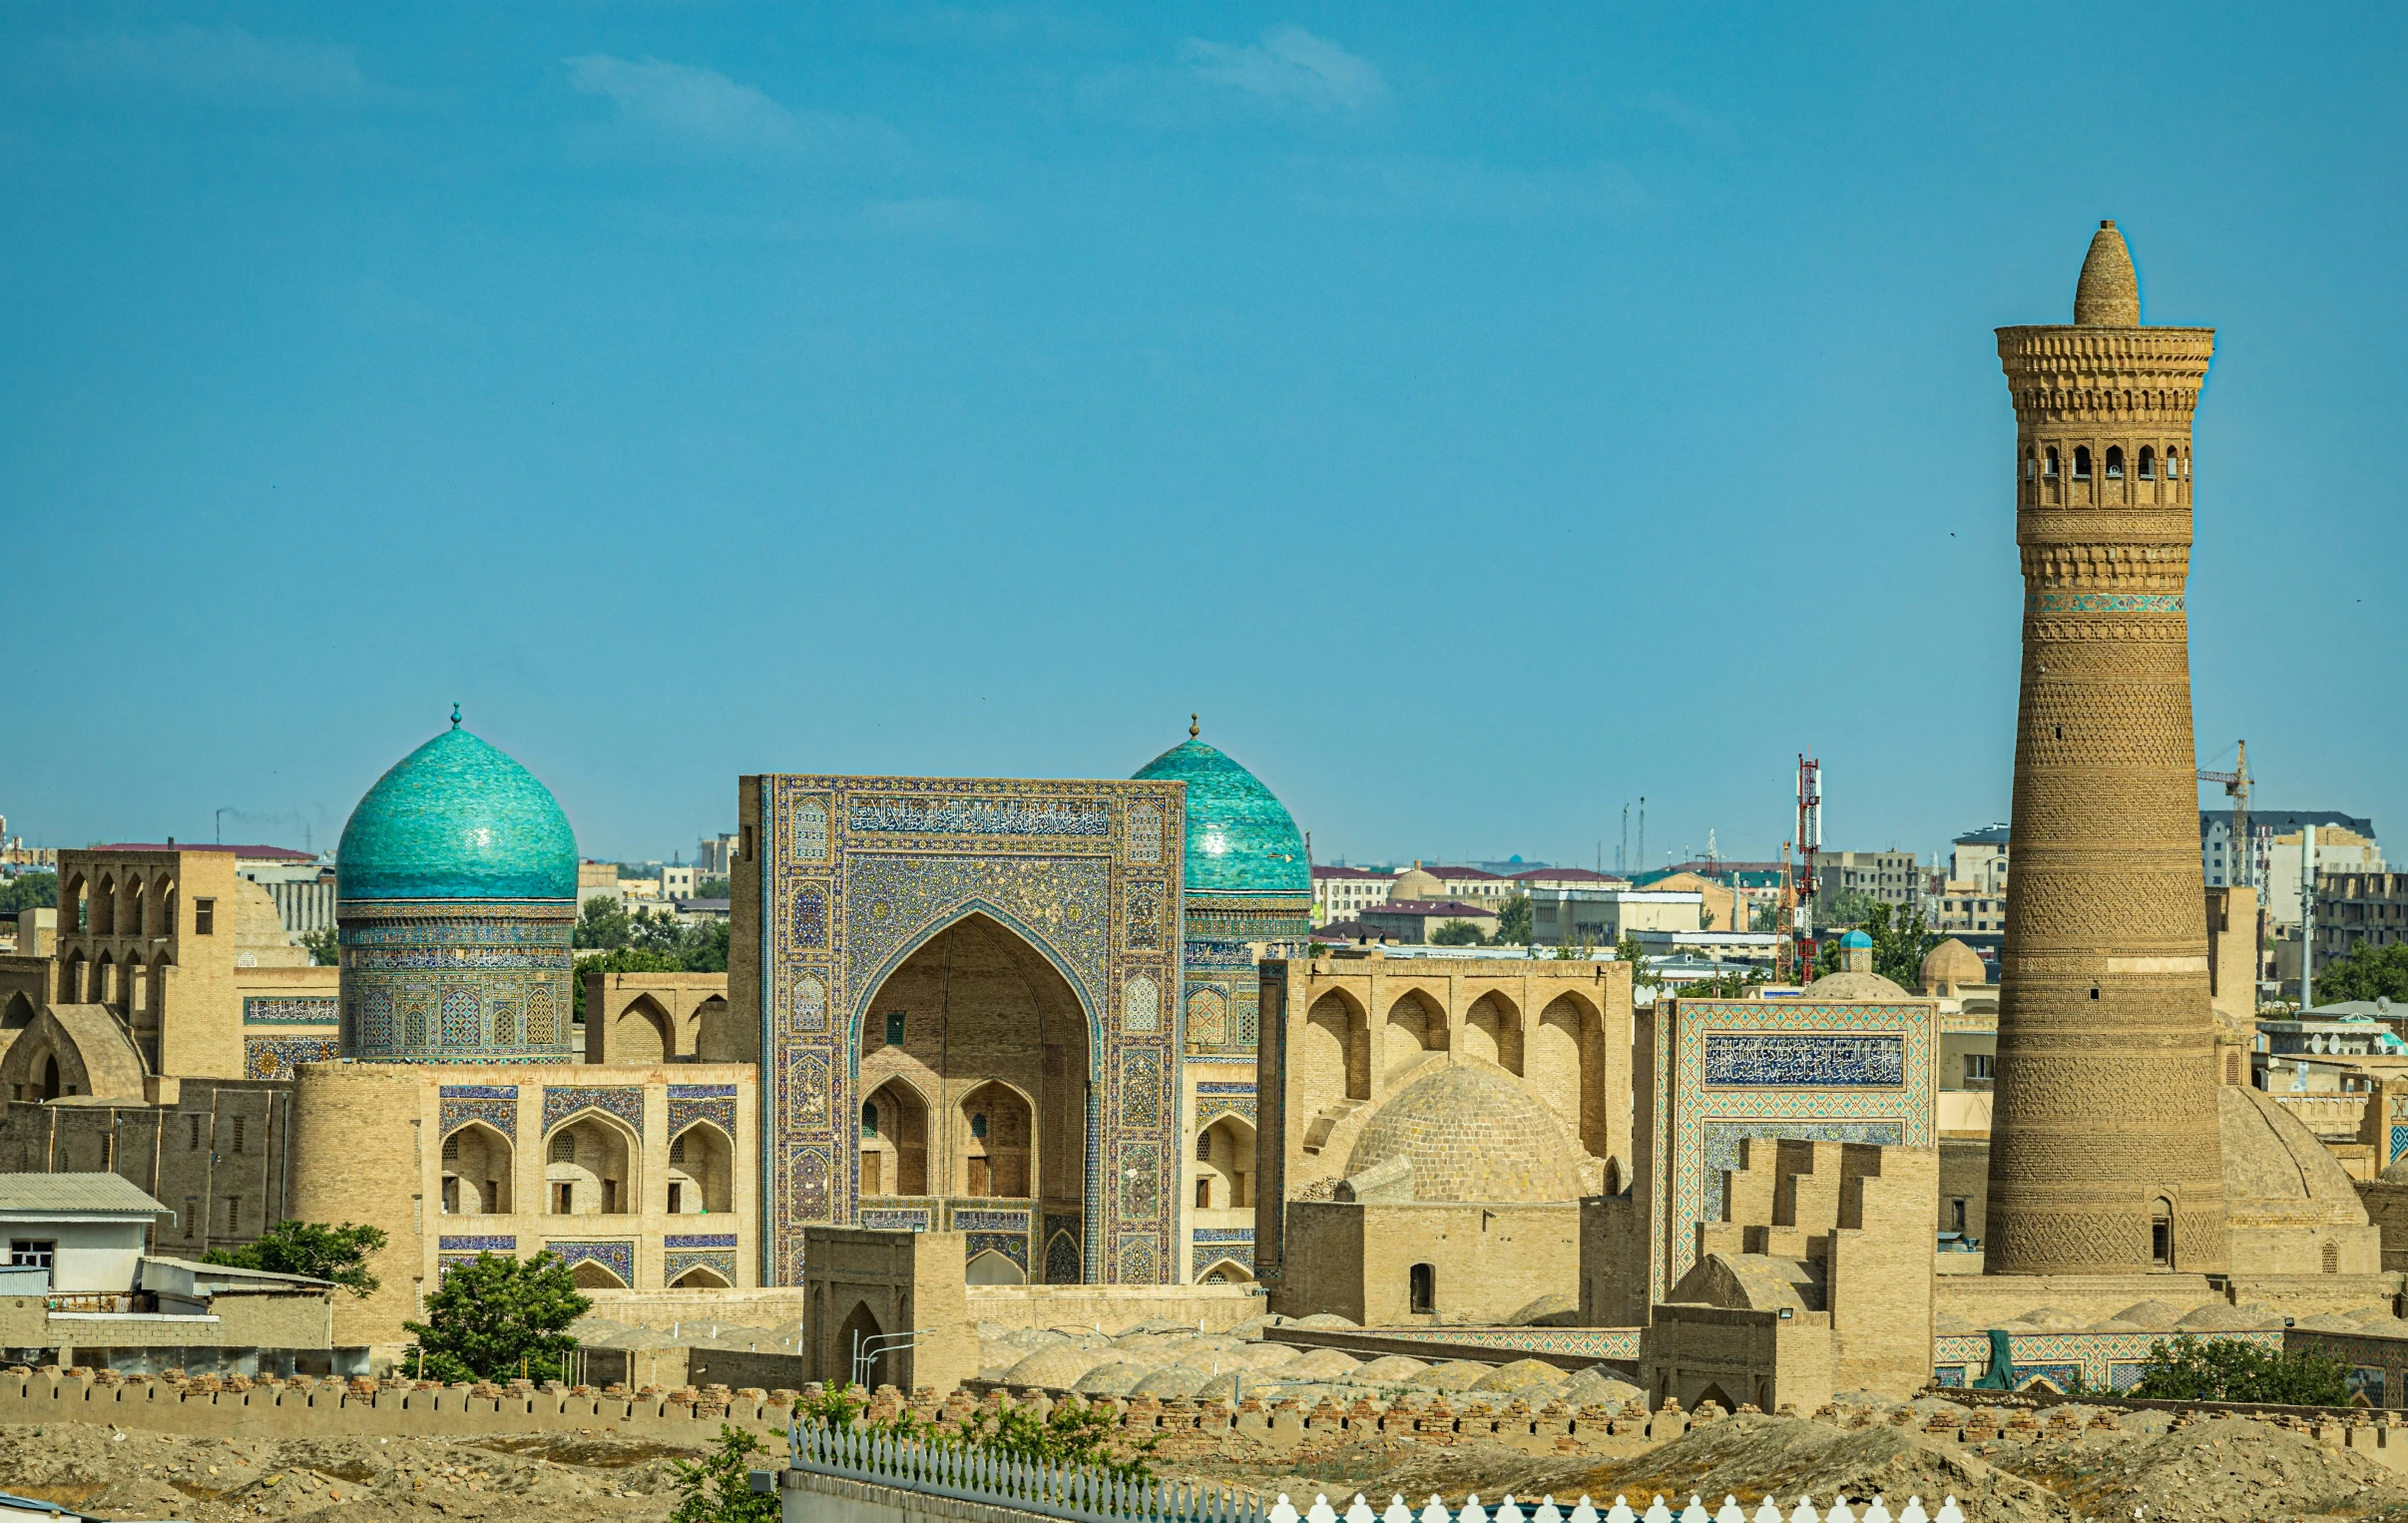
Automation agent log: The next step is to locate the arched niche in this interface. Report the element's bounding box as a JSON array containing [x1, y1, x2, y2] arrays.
[[668, 1122, 732, 1214], [859, 1078, 930, 1198], [1194, 1114, 1255, 1212], [545, 1112, 636, 1216], [440, 1122, 514, 1216]]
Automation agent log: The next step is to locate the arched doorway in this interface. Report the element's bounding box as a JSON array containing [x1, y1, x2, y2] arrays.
[[835, 1299, 887, 1386], [854, 912, 1090, 1275]]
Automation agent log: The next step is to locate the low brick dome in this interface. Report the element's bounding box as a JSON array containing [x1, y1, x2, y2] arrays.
[[1920, 937, 1987, 991], [1342, 1064, 1584, 1203]]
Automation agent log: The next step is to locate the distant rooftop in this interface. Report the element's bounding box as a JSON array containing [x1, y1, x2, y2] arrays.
[[2201, 809, 2375, 838], [1954, 824, 2011, 846], [90, 842, 317, 860], [1365, 899, 1497, 919], [1312, 865, 1395, 880]]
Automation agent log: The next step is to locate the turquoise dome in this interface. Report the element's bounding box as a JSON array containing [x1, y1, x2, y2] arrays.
[[337, 720, 578, 901], [1132, 735, 1309, 898], [1840, 929, 1874, 949]]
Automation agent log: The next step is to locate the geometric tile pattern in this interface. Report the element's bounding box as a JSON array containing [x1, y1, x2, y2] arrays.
[[544, 1239, 636, 1287], [439, 1085, 519, 1141], [338, 898, 577, 1063], [1191, 1226, 1254, 1277], [668, 1084, 738, 1142], [543, 1085, 644, 1137], [757, 773, 1185, 1286], [665, 1249, 737, 1285], [242, 1035, 342, 1081]]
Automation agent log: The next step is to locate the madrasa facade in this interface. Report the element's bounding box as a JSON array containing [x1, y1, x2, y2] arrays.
[[0, 713, 1312, 1348]]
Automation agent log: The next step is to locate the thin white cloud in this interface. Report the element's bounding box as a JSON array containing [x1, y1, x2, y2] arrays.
[[1290, 156, 1645, 223], [1184, 26, 1385, 112], [565, 55, 904, 164], [49, 24, 370, 103]]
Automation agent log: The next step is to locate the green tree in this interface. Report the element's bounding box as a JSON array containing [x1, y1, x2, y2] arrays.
[[2320, 943, 2408, 1004], [2127, 1333, 2350, 1405], [1749, 899, 1783, 932], [795, 1380, 1155, 1481], [1682, 966, 1769, 999], [1430, 919, 1486, 946], [669, 1424, 780, 1523], [697, 877, 731, 899], [403, 1250, 590, 1383], [1493, 894, 1533, 946], [1809, 887, 1882, 930], [0, 872, 58, 915], [1614, 933, 1656, 989], [574, 896, 633, 950], [299, 927, 340, 967], [203, 1219, 387, 1297]]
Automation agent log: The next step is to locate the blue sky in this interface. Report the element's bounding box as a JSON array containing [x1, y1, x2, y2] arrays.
[[5, 4, 2403, 871]]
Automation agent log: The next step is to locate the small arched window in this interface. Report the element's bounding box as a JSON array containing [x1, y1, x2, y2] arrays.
[[2138, 446, 2156, 479], [2151, 1198, 2173, 1269], [442, 1134, 460, 1163], [2180, 450, 2190, 479], [549, 1132, 575, 1165], [2105, 445, 2125, 478], [1409, 1262, 1436, 1314], [861, 1102, 878, 1139], [2024, 449, 2037, 480], [970, 1112, 989, 1140], [2044, 447, 2059, 478], [671, 1133, 688, 1165], [1197, 1132, 1212, 1163], [2074, 446, 2093, 479]]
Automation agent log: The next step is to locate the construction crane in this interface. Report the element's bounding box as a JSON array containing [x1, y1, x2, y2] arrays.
[[2198, 740, 2250, 889]]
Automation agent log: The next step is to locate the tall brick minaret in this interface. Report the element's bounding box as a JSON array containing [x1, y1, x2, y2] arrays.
[[1984, 222, 2230, 1275]]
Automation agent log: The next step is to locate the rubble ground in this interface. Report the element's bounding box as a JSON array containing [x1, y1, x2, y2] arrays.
[[0, 1420, 719, 1522]]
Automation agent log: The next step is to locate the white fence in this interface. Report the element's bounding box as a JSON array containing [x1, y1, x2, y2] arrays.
[[788, 1423, 1968, 1523]]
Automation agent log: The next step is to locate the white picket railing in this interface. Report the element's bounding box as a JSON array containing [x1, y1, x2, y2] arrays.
[[788, 1422, 1969, 1523], [791, 1421, 1269, 1523]]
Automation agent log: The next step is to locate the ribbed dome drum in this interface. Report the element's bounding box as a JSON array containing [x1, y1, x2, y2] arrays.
[[335, 714, 580, 1064]]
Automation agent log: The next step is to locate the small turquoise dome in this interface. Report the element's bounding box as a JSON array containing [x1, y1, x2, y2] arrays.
[[1132, 731, 1309, 899], [1841, 929, 1874, 949], [337, 718, 577, 901]]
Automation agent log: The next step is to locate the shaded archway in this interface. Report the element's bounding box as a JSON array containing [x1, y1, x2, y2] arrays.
[[835, 1299, 887, 1386], [124, 878, 147, 940], [853, 911, 1091, 1250], [1, 993, 33, 1032], [957, 1080, 1032, 1198], [1300, 989, 1369, 1107], [92, 876, 117, 937], [859, 1079, 929, 1198], [1534, 991, 1611, 1157], [668, 1122, 732, 1214], [441, 1122, 514, 1216], [1194, 1114, 1255, 1212], [1385, 988, 1447, 1084], [545, 1113, 635, 1215], [616, 995, 674, 1064], [965, 1249, 1024, 1285], [1464, 992, 1522, 1075], [1199, 1259, 1253, 1284], [673, 1265, 731, 1288], [569, 1260, 627, 1290]]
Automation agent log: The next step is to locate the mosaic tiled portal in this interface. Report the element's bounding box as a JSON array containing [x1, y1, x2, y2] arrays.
[[669, 1084, 738, 1142], [544, 1085, 645, 1137], [243, 1035, 341, 1081], [439, 1084, 519, 1141], [754, 774, 1184, 1286], [545, 1239, 636, 1287], [1649, 998, 1936, 1306]]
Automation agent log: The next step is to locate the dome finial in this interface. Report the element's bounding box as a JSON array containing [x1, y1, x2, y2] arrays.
[[2074, 219, 2140, 326], [450, 702, 462, 730], [1190, 713, 1200, 740]]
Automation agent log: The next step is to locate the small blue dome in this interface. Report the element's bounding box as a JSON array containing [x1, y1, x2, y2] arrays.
[[1132, 735, 1308, 899], [337, 720, 577, 901], [1841, 929, 1874, 949]]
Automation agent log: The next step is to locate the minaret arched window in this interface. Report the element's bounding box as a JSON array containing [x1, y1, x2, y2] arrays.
[[2105, 446, 2125, 478], [2073, 446, 2092, 479], [2044, 447, 2059, 478], [2024, 449, 2037, 480], [2138, 446, 2156, 479]]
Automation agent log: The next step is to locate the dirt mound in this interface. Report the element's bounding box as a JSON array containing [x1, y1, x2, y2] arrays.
[[1594, 1416, 2072, 1523], [0, 1420, 713, 1522], [2005, 1414, 2408, 1523]]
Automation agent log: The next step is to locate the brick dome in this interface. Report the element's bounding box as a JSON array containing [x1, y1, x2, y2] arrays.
[[1342, 1064, 1585, 1203]]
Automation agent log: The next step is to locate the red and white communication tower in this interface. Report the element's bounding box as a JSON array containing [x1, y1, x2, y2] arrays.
[[1794, 754, 1822, 973]]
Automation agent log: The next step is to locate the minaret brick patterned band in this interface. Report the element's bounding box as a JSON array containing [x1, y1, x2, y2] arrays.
[[1984, 222, 2231, 1274]]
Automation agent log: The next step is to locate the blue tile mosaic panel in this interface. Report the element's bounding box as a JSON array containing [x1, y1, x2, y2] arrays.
[[440, 1085, 519, 1141], [438, 1236, 516, 1253], [340, 899, 576, 1063], [669, 1084, 737, 1142], [858, 1209, 930, 1232], [544, 1240, 636, 1287], [846, 797, 1112, 837], [966, 1231, 1030, 1271], [665, 1234, 737, 1250], [543, 1086, 644, 1137], [665, 1250, 736, 1285], [243, 1036, 341, 1081], [1702, 1033, 1906, 1087]]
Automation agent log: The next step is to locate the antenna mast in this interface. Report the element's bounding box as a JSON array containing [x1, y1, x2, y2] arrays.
[[1794, 755, 1822, 974]]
